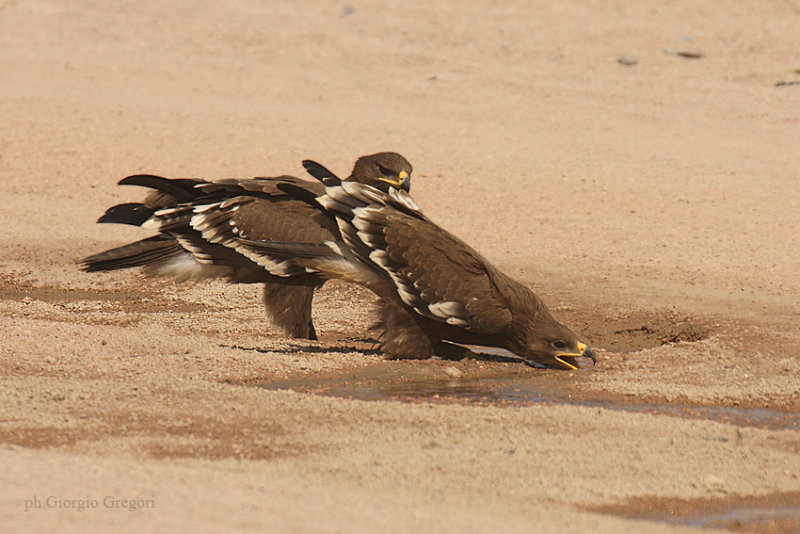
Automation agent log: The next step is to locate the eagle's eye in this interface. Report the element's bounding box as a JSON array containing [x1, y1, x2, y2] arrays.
[[551, 340, 567, 350], [376, 163, 393, 176]]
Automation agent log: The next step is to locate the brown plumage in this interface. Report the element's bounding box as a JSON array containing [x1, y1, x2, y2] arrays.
[[240, 169, 595, 370], [78, 152, 413, 340]]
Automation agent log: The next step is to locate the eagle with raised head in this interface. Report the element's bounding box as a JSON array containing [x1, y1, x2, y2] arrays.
[[78, 152, 413, 340]]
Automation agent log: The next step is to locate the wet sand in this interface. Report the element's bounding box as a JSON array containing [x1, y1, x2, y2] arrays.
[[2, 1, 800, 532]]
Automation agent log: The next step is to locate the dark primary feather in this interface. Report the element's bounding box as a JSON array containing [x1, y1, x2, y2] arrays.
[[119, 174, 200, 203], [302, 160, 340, 183], [97, 203, 155, 226], [96, 175, 211, 227]]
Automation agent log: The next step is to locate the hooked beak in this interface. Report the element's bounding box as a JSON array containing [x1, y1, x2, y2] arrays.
[[378, 170, 411, 192], [554, 342, 596, 370]]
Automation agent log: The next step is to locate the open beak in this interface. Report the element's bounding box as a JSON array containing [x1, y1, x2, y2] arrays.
[[554, 342, 596, 370], [379, 171, 410, 192]]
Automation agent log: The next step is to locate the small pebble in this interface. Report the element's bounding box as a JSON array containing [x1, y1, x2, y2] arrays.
[[444, 366, 463, 378], [618, 54, 638, 66]]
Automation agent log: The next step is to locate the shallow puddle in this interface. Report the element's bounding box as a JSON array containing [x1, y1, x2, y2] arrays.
[[262, 362, 800, 531], [592, 492, 800, 534], [260, 361, 800, 431]]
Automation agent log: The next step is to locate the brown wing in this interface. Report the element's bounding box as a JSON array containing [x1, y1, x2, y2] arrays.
[[190, 178, 336, 276], [139, 176, 336, 277], [315, 181, 512, 334], [360, 211, 512, 333]]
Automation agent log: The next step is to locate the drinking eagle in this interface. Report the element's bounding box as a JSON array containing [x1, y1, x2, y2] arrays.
[[238, 163, 595, 370]]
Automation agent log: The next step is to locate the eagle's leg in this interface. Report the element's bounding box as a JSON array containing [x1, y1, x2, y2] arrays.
[[377, 301, 437, 359], [262, 282, 318, 340], [306, 319, 317, 342]]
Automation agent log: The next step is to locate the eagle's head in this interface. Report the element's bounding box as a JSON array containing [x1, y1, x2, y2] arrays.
[[349, 152, 412, 193], [508, 305, 595, 370]]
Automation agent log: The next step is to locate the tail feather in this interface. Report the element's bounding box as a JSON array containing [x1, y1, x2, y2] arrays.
[[78, 235, 183, 272]]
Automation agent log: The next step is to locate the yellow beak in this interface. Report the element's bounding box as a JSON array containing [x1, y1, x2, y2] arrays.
[[378, 170, 409, 188], [554, 342, 590, 371]]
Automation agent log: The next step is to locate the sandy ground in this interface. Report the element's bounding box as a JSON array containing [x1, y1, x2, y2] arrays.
[[2, 1, 800, 532]]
